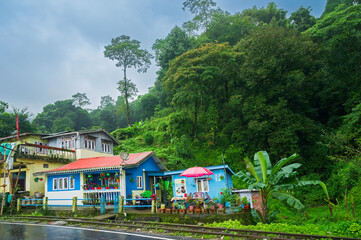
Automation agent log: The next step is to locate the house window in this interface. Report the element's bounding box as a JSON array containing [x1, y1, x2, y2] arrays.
[[101, 142, 111, 153], [62, 138, 74, 150], [43, 164, 49, 168], [137, 176, 143, 189], [53, 178, 58, 190], [196, 179, 209, 192], [84, 139, 95, 150], [58, 177, 68, 190], [69, 176, 75, 189]]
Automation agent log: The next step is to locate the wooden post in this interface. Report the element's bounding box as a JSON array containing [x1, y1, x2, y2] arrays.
[[119, 196, 124, 214], [43, 197, 48, 210], [0, 152, 7, 216], [12, 164, 22, 194], [151, 199, 156, 214], [72, 196, 77, 213], [17, 197, 21, 212]]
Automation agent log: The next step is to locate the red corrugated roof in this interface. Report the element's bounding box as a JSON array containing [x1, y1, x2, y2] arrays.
[[45, 151, 153, 172]]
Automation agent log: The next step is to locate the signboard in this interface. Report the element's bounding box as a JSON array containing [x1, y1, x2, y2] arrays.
[[175, 178, 187, 197]]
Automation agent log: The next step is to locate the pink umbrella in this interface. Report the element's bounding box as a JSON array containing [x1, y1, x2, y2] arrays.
[[180, 167, 214, 177]]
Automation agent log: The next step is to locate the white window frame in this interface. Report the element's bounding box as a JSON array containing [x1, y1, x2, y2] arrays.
[[69, 176, 75, 189], [58, 177, 68, 190], [53, 178, 58, 190], [102, 142, 111, 153], [137, 176, 143, 189], [196, 178, 209, 192], [85, 139, 95, 150]]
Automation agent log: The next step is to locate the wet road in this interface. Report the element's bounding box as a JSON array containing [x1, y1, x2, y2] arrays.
[[0, 222, 176, 240]]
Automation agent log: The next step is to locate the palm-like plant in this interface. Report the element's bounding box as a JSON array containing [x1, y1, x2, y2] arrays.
[[236, 151, 320, 223]]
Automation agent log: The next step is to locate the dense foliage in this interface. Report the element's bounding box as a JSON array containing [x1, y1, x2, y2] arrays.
[[1, 1, 360, 226]]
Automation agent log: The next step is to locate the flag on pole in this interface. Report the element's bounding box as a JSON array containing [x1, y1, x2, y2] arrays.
[[16, 115, 20, 140]]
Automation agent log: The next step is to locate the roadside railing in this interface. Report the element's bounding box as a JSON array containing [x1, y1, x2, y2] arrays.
[[18, 196, 156, 214]]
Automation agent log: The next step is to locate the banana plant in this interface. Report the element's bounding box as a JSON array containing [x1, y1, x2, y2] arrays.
[[236, 151, 321, 223]]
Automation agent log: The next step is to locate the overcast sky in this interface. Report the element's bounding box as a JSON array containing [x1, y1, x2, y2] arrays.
[[0, 0, 326, 115]]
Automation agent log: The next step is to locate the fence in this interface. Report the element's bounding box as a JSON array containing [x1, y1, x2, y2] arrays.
[[18, 196, 156, 214]]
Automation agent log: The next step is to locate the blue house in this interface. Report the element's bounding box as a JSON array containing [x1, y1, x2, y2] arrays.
[[149, 165, 235, 201], [38, 151, 167, 206]]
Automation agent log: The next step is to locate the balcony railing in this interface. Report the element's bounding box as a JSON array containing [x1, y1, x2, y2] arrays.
[[14, 143, 75, 162], [83, 189, 121, 204]]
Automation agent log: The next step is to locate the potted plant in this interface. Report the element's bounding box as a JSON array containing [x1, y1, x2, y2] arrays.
[[202, 204, 209, 214], [172, 202, 179, 214], [241, 196, 251, 211], [178, 203, 186, 214]]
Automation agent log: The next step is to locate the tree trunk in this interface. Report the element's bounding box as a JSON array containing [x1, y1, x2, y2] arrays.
[[261, 190, 268, 223], [329, 202, 333, 217], [193, 98, 198, 142], [351, 197, 355, 219], [345, 194, 349, 215], [123, 68, 131, 127]]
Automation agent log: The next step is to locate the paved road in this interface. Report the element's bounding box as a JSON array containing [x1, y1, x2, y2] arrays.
[[0, 222, 178, 240]]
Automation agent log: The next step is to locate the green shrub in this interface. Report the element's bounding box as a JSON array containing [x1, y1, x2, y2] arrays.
[[144, 132, 154, 145]]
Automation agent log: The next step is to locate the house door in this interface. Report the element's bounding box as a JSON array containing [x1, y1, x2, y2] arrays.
[[12, 171, 26, 191]]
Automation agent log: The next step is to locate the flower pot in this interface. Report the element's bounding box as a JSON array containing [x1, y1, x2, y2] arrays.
[[158, 208, 165, 214], [202, 208, 209, 214], [179, 209, 186, 214], [165, 208, 172, 214], [194, 209, 201, 214]]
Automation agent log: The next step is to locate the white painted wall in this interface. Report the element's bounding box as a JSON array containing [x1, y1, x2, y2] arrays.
[[47, 190, 83, 206]]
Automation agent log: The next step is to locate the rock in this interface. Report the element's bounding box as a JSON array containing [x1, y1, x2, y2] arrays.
[[51, 221, 67, 225], [197, 222, 204, 226]]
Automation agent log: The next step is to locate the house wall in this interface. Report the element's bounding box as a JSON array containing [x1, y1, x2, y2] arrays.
[[47, 132, 114, 156], [1, 158, 65, 195], [47, 133, 78, 150], [79, 132, 114, 154], [46, 173, 82, 205], [75, 149, 113, 159], [125, 156, 161, 198], [170, 168, 233, 200]]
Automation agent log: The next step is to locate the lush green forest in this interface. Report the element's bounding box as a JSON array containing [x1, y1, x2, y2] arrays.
[[1, 0, 361, 232]]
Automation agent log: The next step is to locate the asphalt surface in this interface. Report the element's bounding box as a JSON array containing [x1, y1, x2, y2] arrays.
[[0, 222, 180, 240]]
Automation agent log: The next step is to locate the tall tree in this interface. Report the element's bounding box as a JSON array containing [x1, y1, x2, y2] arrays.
[[234, 25, 325, 171], [289, 6, 316, 32], [104, 35, 153, 126], [72, 92, 90, 108], [241, 2, 287, 27], [100, 95, 115, 109], [164, 42, 240, 141], [182, 0, 217, 34], [305, 3, 361, 126]]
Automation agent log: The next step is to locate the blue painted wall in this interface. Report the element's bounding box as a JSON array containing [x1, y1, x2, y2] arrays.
[[47, 173, 81, 192], [125, 156, 161, 197], [171, 168, 233, 200]]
